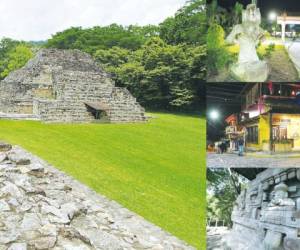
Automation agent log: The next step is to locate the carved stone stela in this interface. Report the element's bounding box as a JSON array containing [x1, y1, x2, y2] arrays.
[[223, 169, 300, 250], [0, 49, 146, 123]]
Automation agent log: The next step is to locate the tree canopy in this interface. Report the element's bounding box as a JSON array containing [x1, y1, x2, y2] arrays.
[[95, 37, 205, 109], [207, 169, 247, 226], [0, 0, 206, 111], [0, 38, 34, 80]]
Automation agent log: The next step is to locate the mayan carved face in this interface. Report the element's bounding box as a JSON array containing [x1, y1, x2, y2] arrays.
[[274, 190, 288, 200], [269, 183, 295, 207]]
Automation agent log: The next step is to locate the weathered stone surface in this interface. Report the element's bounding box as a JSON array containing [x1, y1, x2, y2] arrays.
[[0, 200, 10, 211], [0, 142, 193, 249], [0, 152, 7, 163], [0, 141, 12, 152], [8, 243, 27, 250], [0, 49, 147, 123], [222, 168, 300, 250], [230, 61, 269, 82]]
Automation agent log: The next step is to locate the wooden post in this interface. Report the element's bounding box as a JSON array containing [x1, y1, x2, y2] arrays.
[[269, 112, 273, 153]]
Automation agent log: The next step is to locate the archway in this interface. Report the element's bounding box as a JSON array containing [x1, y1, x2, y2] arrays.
[[277, 13, 300, 42]]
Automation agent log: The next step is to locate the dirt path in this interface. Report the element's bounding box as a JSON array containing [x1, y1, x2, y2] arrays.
[[266, 46, 299, 82]]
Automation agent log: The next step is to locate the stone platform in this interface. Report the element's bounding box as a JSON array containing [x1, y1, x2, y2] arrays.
[[0, 113, 40, 121], [0, 142, 193, 250]]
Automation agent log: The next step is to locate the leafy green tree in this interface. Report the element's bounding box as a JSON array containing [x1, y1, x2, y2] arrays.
[[0, 38, 35, 79], [44, 1, 207, 111], [46, 24, 149, 53], [207, 0, 228, 27], [95, 37, 205, 110], [45, 27, 83, 50], [1, 45, 33, 78], [94, 46, 131, 68], [159, 0, 206, 45], [207, 169, 247, 226], [0, 38, 22, 77]]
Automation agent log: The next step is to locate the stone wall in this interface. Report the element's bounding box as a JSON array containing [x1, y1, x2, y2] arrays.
[[223, 168, 300, 250], [0, 49, 146, 123], [0, 141, 194, 249]]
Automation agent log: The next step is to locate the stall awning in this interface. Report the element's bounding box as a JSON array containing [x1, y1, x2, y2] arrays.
[[85, 102, 110, 111]]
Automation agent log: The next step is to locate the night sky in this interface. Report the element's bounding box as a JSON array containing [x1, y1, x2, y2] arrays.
[[206, 84, 246, 143], [208, 0, 300, 17]]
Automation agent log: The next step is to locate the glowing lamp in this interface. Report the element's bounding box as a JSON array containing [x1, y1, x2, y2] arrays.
[[209, 110, 220, 120], [268, 12, 277, 21]]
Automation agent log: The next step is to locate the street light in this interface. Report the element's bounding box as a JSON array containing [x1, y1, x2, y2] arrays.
[[268, 12, 277, 37], [209, 110, 220, 120], [268, 12, 277, 22]]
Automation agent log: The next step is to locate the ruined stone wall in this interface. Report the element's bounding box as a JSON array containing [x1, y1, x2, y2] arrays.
[[107, 88, 146, 123], [0, 141, 193, 249], [223, 168, 300, 250], [0, 49, 146, 123]]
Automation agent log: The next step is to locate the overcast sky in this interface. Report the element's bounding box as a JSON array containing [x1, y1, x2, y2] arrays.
[[0, 0, 186, 41]]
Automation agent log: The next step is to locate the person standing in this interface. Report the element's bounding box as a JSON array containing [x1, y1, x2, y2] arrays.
[[238, 137, 244, 156]]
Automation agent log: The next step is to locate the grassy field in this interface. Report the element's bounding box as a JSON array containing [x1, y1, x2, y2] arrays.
[[0, 112, 205, 249]]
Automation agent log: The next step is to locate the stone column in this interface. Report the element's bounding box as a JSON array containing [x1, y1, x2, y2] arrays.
[[282, 23, 286, 42]]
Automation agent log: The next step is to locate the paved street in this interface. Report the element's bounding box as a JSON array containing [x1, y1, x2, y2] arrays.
[[207, 152, 300, 168]]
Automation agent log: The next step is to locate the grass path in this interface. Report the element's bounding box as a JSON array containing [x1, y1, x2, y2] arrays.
[[266, 46, 299, 82], [0, 112, 205, 249]]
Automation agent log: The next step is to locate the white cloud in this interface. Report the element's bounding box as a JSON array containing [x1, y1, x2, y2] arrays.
[[0, 0, 186, 41]]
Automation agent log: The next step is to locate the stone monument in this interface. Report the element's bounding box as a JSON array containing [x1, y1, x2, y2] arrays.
[[0, 49, 147, 123], [226, 0, 269, 82], [223, 168, 300, 250]]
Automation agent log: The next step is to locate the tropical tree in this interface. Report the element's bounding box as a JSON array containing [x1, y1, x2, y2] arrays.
[[159, 0, 206, 45], [1, 44, 33, 78], [207, 169, 246, 226]]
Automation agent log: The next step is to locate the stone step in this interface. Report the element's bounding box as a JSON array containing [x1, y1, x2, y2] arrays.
[[0, 113, 40, 121]]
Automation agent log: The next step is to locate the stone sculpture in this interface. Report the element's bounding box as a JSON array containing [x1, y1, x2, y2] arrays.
[[268, 183, 295, 207], [222, 168, 300, 250], [226, 2, 269, 82]]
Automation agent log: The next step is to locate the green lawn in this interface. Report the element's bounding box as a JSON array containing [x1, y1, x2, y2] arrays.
[[0, 112, 205, 249]]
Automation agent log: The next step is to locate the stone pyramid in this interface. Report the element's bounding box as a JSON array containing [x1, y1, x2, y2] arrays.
[[0, 49, 146, 123]]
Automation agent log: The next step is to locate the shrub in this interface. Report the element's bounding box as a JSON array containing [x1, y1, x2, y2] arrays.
[[265, 43, 275, 57], [257, 43, 275, 59], [207, 48, 232, 73], [207, 24, 235, 73], [207, 24, 225, 50]]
